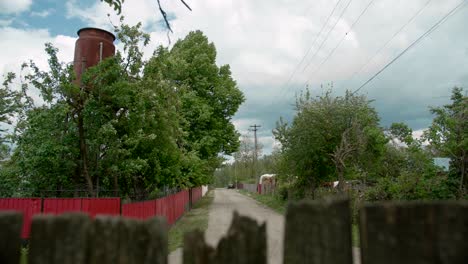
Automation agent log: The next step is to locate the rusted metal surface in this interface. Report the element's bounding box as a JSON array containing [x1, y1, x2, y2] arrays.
[[73, 27, 115, 82]]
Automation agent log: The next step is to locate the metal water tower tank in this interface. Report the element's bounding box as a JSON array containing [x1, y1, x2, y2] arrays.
[[73, 27, 116, 83]]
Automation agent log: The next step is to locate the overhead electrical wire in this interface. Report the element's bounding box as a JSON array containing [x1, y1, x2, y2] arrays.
[[275, 0, 344, 100], [348, 0, 433, 82], [301, 0, 354, 73], [352, 0, 467, 95], [307, 0, 376, 79]]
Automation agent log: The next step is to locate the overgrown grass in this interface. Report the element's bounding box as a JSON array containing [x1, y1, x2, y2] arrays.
[[238, 189, 360, 247], [168, 191, 214, 252], [352, 224, 360, 247], [20, 247, 28, 264], [238, 190, 287, 214]]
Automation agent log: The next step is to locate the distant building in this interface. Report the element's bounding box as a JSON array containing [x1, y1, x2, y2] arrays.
[[434, 157, 450, 171]]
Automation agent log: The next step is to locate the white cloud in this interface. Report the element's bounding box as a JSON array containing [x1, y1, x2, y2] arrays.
[[0, 19, 13, 26], [0, 27, 75, 104], [31, 9, 54, 18], [0, 0, 32, 14]]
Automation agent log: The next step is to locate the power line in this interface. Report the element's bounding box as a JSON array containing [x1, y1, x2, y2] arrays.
[[302, 0, 354, 73], [275, 0, 344, 100], [352, 0, 467, 95], [348, 0, 433, 82], [308, 0, 376, 78]]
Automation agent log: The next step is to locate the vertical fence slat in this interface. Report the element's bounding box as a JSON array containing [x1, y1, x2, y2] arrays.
[[183, 229, 214, 264], [360, 201, 468, 264], [214, 212, 267, 264], [183, 212, 266, 264], [283, 197, 352, 264], [144, 217, 168, 264], [88, 216, 121, 264], [0, 212, 23, 264], [29, 213, 90, 264]]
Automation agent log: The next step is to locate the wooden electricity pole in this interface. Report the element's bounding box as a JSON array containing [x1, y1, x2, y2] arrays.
[[250, 124, 261, 180]]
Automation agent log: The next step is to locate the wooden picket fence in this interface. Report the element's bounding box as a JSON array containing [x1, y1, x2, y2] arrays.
[[1, 197, 467, 264]]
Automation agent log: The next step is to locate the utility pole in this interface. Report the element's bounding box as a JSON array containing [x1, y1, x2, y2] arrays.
[[250, 124, 261, 181]]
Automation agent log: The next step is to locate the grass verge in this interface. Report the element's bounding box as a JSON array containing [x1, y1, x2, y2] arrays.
[[238, 189, 360, 247], [168, 190, 214, 252], [238, 189, 287, 214]]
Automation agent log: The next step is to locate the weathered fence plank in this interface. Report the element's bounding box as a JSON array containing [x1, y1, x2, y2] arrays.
[[27, 213, 168, 264], [360, 201, 468, 264], [29, 213, 90, 264], [183, 229, 214, 264], [283, 197, 353, 264], [0, 212, 23, 264], [214, 212, 267, 264], [183, 211, 266, 264], [142, 217, 168, 264], [88, 216, 121, 264]]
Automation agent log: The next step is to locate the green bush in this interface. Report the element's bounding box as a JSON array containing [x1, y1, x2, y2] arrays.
[[365, 172, 455, 201]]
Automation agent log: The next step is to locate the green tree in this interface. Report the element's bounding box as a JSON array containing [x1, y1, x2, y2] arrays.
[[145, 31, 245, 176], [0, 73, 22, 160], [424, 87, 467, 197], [273, 89, 387, 197]]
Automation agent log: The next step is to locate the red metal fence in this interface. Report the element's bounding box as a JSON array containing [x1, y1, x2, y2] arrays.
[[82, 198, 120, 217], [191, 187, 203, 205], [43, 198, 81, 214], [0, 187, 203, 238], [121, 189, 194, 225], [122, 200, 156, 220]]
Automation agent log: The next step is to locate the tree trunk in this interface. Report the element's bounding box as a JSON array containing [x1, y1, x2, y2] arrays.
[[78, 112, 94, 197], [459, 151, 467, 198], [114, 174, 119, 197], [337, 165, 345, 193]]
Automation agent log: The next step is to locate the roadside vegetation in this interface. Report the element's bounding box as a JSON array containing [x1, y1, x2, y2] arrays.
[[168, 190, 214, 252], [238, 190, 287, 214]]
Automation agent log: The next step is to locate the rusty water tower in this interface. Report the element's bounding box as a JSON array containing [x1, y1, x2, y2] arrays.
[[73, 27, 116, 83]]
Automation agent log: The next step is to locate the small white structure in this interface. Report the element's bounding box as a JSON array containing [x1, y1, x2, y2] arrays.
[[202, 185, 208, 196], [259, 174, 277, 194], [259, 174, 276, 184]]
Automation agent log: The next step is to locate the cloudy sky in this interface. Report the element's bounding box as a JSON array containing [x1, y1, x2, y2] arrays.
[[1, 0, 467, 155]]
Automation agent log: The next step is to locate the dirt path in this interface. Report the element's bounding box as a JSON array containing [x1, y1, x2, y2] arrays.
[[169, 188, 284, 264]]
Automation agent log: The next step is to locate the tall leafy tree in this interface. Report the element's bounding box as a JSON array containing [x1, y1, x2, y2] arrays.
[[273, 89, 387, 196], [0, 73, 22, 160], [424, 87, 467, 197], [145, 31, 245, 175]]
